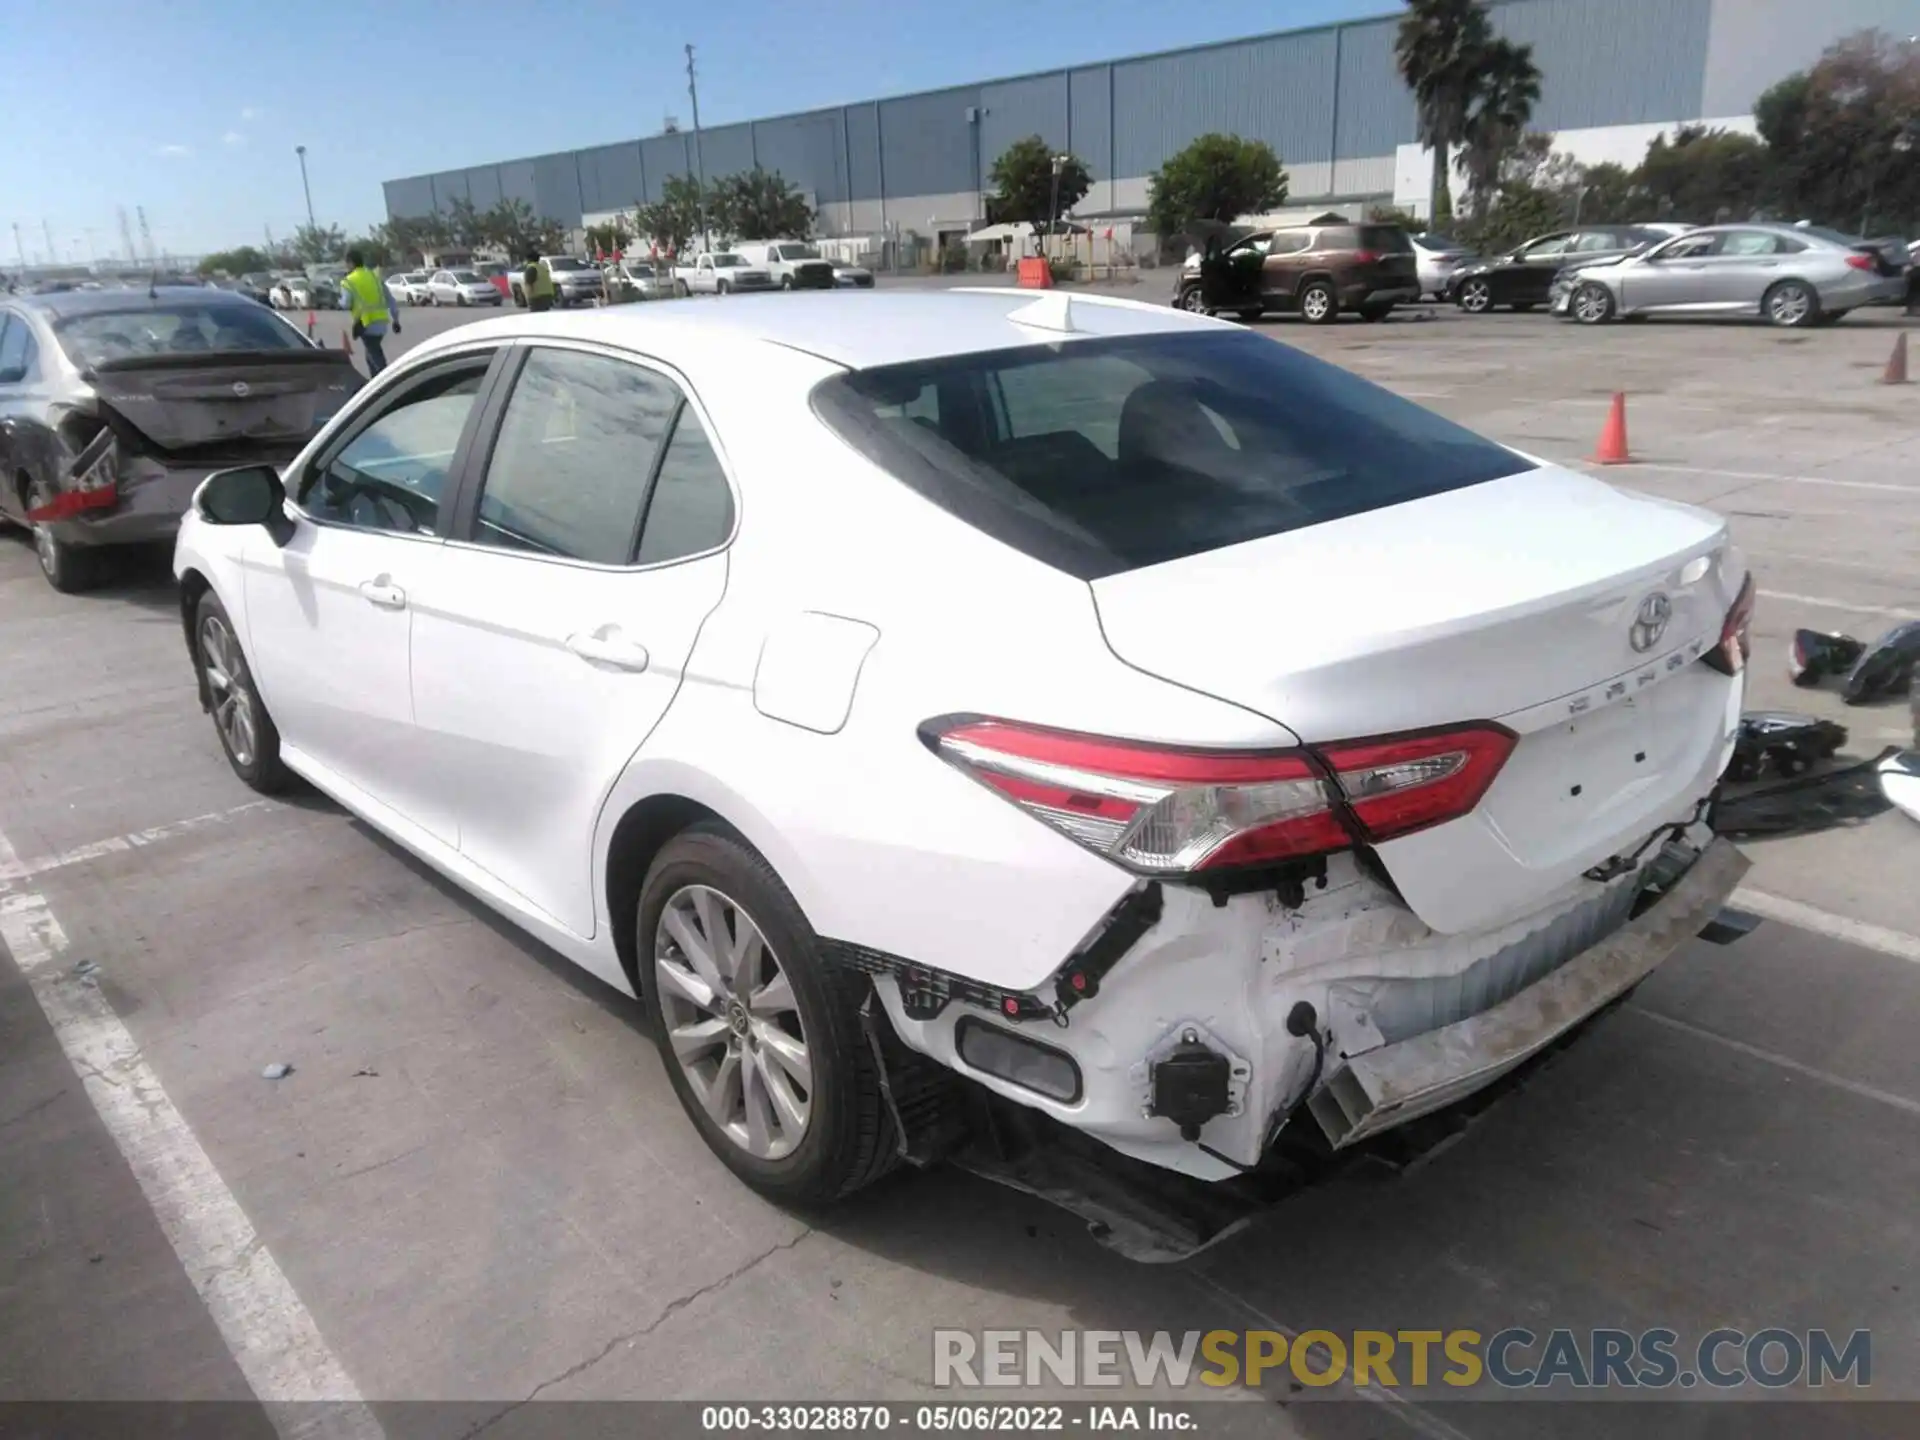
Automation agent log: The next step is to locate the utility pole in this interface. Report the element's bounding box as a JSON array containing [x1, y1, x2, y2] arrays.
[[137, 207, 155, 265], [686, 44, 709, 254], [118, 207, 138, 263], [11, 223, 24, 271], [42, 219, 55, 264], [295, 145, 317, 232], [83, 228, 100, 264]]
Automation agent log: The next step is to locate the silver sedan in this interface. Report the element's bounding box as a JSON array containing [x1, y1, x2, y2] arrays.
[[1555, 223, 1908, 328]]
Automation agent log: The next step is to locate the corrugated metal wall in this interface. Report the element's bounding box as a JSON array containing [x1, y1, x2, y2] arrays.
[[383, 0, 1806, 226], [1700, 0, 1912, 117]]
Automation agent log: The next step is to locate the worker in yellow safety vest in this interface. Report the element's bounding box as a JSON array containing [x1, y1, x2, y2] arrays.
[[522, 248, 557, 311], [340, 248, 401, 377]]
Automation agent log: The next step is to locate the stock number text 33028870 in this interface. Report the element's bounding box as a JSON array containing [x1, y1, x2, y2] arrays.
[[701, 1405, 1077, 1431]]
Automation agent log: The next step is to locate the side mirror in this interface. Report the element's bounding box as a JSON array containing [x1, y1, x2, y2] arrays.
[[197, 464, 294, 546], [0, 365, 25, 384]]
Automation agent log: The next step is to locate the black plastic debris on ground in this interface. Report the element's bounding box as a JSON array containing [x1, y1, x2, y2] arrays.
[[1789, 623, 1920, 704], [1716, 711, 1897, 838]]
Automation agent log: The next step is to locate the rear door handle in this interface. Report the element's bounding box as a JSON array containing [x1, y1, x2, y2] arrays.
[[358, 579, 406, 609], [565, 629, 651, 672]]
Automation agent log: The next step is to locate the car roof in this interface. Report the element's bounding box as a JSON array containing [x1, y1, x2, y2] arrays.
[[7, 286, 265, 319], [408, 288, 1223, 370]]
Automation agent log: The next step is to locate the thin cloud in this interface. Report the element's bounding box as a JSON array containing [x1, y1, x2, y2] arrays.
[[240, 106, 263, 121], [223, 131, 245, 148], [157, 143, 193, 158]]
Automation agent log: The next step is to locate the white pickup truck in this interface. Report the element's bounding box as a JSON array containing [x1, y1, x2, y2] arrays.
[[672, 251, 776, 296]]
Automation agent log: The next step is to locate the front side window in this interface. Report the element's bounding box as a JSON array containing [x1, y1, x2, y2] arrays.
[[301, 362, 490, 534], [0, 314, 36, 379], [472, 348, 679, 565], [812, 330, 1531, 580], [1653, 234, 1722, 260], [1519, 234, 1571, 260]]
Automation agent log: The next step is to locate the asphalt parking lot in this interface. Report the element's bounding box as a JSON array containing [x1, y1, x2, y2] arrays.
[[4, 284, 1918, 1437]]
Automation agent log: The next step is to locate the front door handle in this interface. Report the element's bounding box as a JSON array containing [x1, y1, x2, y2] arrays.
[[565, 629, 651, 672], [358, 578, 406, 609]]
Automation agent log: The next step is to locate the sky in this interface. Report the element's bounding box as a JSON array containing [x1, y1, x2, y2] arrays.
[[0, 0, 1385, 261]]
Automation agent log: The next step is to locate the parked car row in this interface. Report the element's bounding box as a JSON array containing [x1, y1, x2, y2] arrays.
[[1178, 218, 1912, 330]]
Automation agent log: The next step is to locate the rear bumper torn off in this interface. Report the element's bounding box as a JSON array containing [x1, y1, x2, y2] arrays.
[[1308, 836, 1749, 1148]]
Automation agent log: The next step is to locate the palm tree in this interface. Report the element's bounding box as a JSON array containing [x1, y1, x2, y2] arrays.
[[1461, 39, 1543, 215], [1395, 0, 1493, 224]]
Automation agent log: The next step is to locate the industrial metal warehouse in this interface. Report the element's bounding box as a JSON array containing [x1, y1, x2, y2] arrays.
[[384, 0, 1912, 241]]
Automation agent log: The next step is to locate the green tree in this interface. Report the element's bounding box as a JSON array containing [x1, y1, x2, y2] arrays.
[[477, 198, 564, 257], [1146, 133, 1288, 239], [290, 223, 345, 264], [1395, 0, 1494, 223], [199, 245, 271, 277], [636, 174, 707, 256], [585, 216, 634, 256], [1573, 161, 1642, 224], [1636, 125, 1771, 222], [1460, 39, 1543, 214], [1757, 30, 1920, 231], [988, 136, 1092, 231], [443, 196, 483, 249], [710, 167, 815, 241], [343, 233, 392, 268]]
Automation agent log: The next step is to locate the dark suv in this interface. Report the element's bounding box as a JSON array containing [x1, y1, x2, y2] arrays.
[[1175, 222, 1421, 324]]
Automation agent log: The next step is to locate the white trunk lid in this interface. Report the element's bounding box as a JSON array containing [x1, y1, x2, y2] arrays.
[[1090, 465, 1745, 933]]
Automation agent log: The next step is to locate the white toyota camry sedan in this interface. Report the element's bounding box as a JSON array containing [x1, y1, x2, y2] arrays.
[[173, 291, 1754, 1212]]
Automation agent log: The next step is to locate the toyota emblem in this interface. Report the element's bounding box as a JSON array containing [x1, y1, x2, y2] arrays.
[[1630, 592, 1672, 653], [231, 381, 251, 398]]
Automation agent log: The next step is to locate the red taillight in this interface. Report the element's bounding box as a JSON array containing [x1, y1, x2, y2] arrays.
[[1352, 250, 1379, 265], [1844, 253, 1875, 271], [1703, 573, 1756, 676], [926, 718, 1514, 875]]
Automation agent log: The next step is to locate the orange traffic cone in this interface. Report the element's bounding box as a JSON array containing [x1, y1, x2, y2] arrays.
[[1884, 332, 1909, 385], [1592, 392, 1631, 465]]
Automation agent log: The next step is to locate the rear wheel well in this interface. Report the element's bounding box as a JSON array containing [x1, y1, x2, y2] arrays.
[[1293, 270, 1336, 296], [606, 794, 726, 997]]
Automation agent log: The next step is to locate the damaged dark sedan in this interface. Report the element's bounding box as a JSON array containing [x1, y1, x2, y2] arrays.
[[0, 286, 363, 591]]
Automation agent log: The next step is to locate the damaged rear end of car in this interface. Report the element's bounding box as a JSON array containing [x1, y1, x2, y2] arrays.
[[810, 315, 1756, 1251]]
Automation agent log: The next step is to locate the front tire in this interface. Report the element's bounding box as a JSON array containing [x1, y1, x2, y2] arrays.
[[25, 478, 101, 594], [717, 281, 731, 296], [640, 823, 897, 1205], [1176, 285, 1211, 315], [194, 590, 291, 794], [1456, 277, 1493, 314], [780, 276, 793, 290], [1297, 280, 1338, 325], [1764, 279, 1819, 328], [1572, 282, 1616, 325]]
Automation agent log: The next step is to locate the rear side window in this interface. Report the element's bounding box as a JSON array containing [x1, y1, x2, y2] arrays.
[[1357, 226, 1414, 253], [475, 348, 679, 564], [812, 331, 1530, 580]]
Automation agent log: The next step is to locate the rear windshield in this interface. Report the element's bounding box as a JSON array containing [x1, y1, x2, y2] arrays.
[[54, 303, 309, 367], [775, 244, 822, 260], [811, 330, 1529, 579]]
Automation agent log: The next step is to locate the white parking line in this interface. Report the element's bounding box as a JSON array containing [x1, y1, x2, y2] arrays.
[[1733, 888, 1920, 966], [1754, 589, 1918, 621], [0, 802, 272, 884], [0, 820, 384, 1440], [1633, 1010, 1920, 1122]]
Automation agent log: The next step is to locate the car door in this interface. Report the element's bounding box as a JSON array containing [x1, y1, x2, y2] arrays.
[[1507, 233, 1573, 304], [1255, 232, 1308, 300], [1621, 231, 1723, 311], [408, 342, 734, 937], [1701, 229, 1798, 308], [242, 347, 506, 843]]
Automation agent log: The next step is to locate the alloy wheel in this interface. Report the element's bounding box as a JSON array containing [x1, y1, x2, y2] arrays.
[[26, 481, 58, 581], [1574, 285, 1612, 324], [1178, 287, 1210, 314], [1459, 280, 1491, 313], [199, 614, 258, 767], [654, 884, 812, 1161], [1768, 284, 1811, 327], [1300, 288, 1331, 322]]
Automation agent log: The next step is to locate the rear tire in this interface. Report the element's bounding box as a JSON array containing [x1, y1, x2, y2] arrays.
[[640, 823, 897, 1205], [1456, 277, 1493, 314], [194, 590, 291, 794], [25, 478, 102, 594], [1298, 280, 1338, 325], [1763, 279, 1819, 328]]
